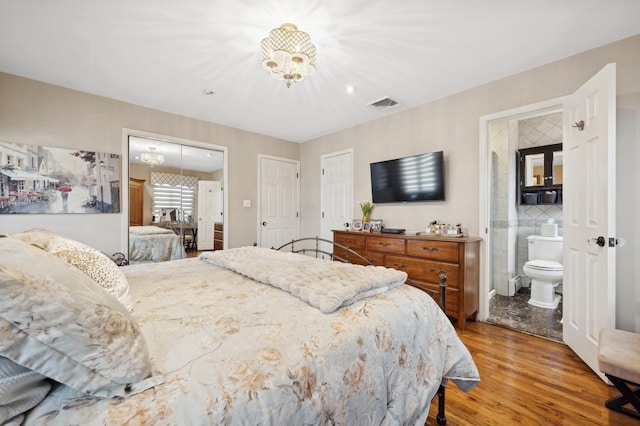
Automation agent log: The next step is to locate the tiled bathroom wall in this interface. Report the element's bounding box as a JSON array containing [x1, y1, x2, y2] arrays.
[[489, 120, 518, 296]]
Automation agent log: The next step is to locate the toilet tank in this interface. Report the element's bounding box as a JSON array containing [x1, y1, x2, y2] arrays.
[[527, 235, 563, 263]]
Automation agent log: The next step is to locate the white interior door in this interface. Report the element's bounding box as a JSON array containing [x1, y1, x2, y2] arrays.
[[197, 180, 222, 250], [562, 63, 616, 380], [320, 150, 352, 254], [259, 156, 300, 248]]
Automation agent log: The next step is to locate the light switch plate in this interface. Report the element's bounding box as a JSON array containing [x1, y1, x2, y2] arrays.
[[243, 199, 251, 208]]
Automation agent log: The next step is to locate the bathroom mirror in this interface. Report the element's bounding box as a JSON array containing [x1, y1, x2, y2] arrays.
[[552, 150, 563, 185], [518, 143, 563, 205], [524, 152, 545, 187]]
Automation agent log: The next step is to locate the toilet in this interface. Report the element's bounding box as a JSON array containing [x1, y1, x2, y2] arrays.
[[523, 235, 563, 309]]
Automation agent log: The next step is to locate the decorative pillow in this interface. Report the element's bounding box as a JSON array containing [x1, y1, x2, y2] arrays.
[[47, 236, 133, 311], [0, 238, 151, 398], [7, 228, 58, 251], [0, 357, 51, 425]]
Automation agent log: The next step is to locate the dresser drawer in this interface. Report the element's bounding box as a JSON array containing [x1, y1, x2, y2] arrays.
[[333, 233, 366, 251], [406, 240, 459, 262], [366, 236, 405, 254], [385, 255, 459, 288], [334, 248, 384, 266]]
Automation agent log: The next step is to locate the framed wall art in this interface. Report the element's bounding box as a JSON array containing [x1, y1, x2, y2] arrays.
[[0, 141, 121, 214]]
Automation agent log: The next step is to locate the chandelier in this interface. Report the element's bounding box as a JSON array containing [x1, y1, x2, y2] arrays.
[[140, 147, 164, 166], [260, 23, 317, 88]]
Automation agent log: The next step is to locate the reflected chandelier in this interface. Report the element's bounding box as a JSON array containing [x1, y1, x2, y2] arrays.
[[260, 23, 317, 88], [140, 147, 164, 166]]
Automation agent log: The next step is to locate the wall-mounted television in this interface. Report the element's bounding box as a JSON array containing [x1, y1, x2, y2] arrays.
[[370, 151, 445, 203]]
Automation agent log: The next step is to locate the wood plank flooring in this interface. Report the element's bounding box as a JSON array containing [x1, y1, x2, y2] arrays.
[[426, 322, 635, 425]]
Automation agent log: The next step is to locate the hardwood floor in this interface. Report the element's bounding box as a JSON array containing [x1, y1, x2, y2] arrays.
[[426, 322, 634, 425]]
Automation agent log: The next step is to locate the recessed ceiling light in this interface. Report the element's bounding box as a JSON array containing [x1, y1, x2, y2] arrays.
[[345, 85, 355, 94], [203, 89, 215, 95]]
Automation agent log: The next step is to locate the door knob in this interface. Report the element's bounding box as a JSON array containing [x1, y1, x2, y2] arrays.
[[587, 236, 606, 247], [572, 120, 585, 131], [262, 221, 267, 226]]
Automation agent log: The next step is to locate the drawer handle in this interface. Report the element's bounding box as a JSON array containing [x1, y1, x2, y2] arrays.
[[422, 246, 439, 252], [393, 262, 408, 269], [345, 238, 355, 243], [379, 242, 392, 247]]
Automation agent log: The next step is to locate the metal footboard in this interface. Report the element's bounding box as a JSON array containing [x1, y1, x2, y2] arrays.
[[275, 236, 449, 425]]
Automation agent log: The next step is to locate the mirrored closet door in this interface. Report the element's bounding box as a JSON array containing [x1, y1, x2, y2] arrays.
[[128, 136, 224, 263]]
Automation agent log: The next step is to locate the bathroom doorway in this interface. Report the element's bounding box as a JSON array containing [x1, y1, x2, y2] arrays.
[[480, 101, 565, 341]]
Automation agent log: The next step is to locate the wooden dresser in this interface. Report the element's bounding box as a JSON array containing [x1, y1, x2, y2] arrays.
[[333, 230, 481, 329], [213, 222, 223, 250], [129, 178, 145, 226]]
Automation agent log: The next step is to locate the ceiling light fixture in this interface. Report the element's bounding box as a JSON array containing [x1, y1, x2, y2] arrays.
[[260, 23, 316, 88], [140, 147, 164, 166]]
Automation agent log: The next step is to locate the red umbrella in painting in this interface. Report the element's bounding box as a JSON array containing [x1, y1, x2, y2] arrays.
[[58, 186, 72, 192]]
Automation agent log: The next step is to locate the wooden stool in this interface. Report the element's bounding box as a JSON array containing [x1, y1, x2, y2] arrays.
[[598, 328, 640, 420]]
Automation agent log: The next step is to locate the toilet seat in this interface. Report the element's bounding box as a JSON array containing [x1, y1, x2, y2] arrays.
[[524, 259, 563, 272]]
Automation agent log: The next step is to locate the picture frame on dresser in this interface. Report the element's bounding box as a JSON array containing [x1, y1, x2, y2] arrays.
[[370, 220, 382, 232], [362, 222, 372, 232], [351, 219, 363, 231]]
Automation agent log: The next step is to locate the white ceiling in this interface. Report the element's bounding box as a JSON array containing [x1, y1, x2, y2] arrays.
[[1, 0, 640, 143]]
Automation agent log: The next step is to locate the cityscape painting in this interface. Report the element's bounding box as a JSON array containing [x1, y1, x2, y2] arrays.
[[0, 141, 121, 214]]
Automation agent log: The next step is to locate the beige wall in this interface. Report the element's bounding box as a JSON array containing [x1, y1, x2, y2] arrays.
[[300, 34, 640, 331], [0, 72, 300, 252]]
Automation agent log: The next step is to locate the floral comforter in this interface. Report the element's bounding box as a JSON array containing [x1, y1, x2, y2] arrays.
[[128, 226, 186, 263], [25, 257, 479, 425]]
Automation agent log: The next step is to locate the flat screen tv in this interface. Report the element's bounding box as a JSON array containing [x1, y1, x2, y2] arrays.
[[370, 151, 445, 203]]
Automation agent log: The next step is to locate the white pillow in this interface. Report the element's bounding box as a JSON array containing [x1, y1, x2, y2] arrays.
[[47, 236, 133, 311], [0, 237, 151, 398], [9, 230, 133, 311]]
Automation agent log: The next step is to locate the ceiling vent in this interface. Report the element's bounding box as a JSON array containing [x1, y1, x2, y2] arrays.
[[368, 97, 399, 111]]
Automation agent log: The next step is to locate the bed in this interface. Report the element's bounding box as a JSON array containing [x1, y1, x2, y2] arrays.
[[0, 231, 479, 425], [128, 225, 186, 263]]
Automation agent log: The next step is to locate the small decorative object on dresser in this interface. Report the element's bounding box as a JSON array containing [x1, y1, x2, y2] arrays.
[[362, 222, 372, 232], [370, 219, 382, 232], [351, 219, 363, 231], [358, 200, 375, 223]]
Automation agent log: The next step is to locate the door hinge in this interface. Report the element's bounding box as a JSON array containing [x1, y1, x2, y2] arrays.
[[296, 212, 299, 218], [322, 168, 325, 175], [322, 211, 324, 218], [296, 172, 299, 179]]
